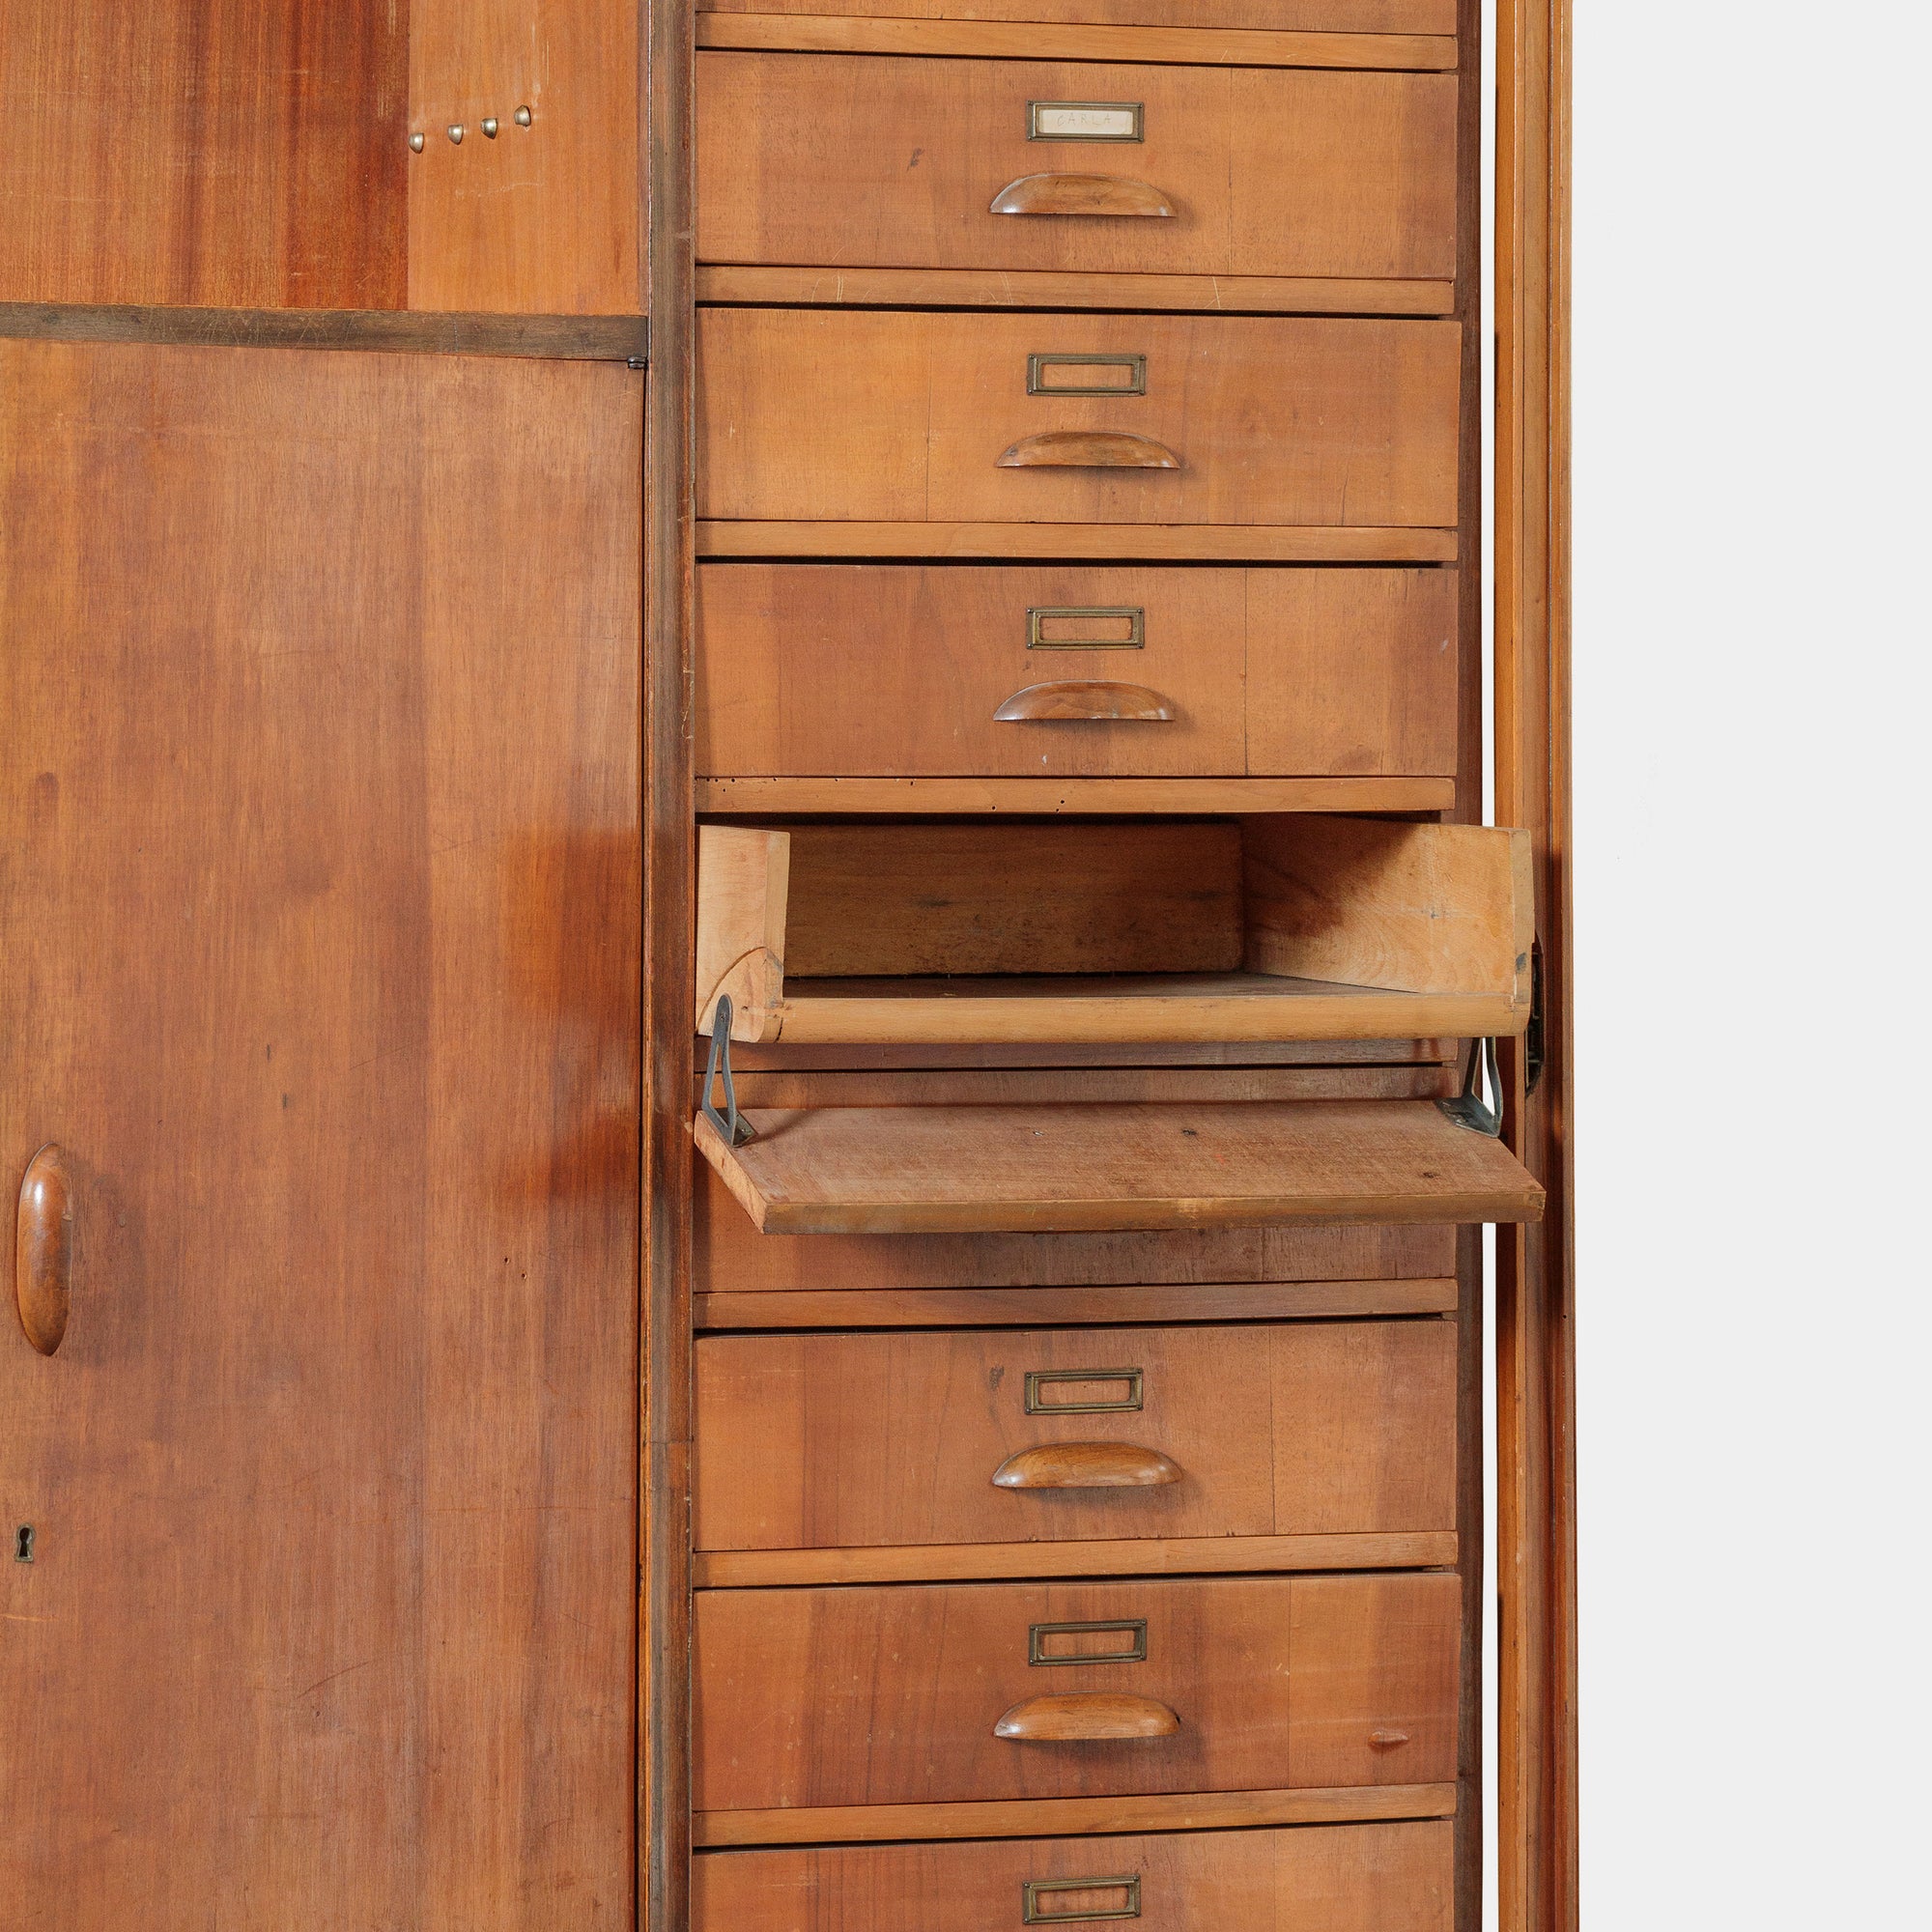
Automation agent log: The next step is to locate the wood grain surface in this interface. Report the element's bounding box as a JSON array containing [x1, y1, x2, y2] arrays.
[[694, 1528, 1459, 1587], [695, 1161, 1459, 1292], [693, 1573, 1460, 1810], [0, 0, 409, 308], [695, 1319, 1457, 1549], [695, 1781, 1459, 1847], [698, 53, 1455, 281], [698, 776, 1459, 812], [699, 0, 1458, 36], [0, 340, 641, 1920], [1495, 0, 1577, 1918], [697, 14, 1458, 71], [695, 1277, 1460, 1330], [697, 310, 1461, 530], [692, 1099, 1546, 1235], [697, 263, 1455, 315], [696, 523, 1460, 563], [696, 565, 1459, 781], [408, 0, 642, 313], [0, 0, 641, 314], [694, 1820, 1456, 1932]]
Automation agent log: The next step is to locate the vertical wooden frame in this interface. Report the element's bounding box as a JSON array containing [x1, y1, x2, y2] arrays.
[[1495, 0, 1576, 1926], [642, 0, 696, 1926]]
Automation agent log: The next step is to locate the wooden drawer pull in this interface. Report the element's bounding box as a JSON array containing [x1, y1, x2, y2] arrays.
[[997, 431, 1179, 470], [991, 174, 1176, 218], [993, 682, 1174, 724], [992, 1442, 1181, 1489], [1371, 1728, 1411, 1747], [995, 1692, 1180, 1742], [15, 1144, 72, 1357]]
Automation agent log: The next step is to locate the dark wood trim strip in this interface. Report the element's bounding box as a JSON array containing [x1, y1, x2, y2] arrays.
[[642, 0, 696, 1922], [1495, 0, 1576, 1923], [0, 302, 647, 362], [695, 1783, 1462, 1849]]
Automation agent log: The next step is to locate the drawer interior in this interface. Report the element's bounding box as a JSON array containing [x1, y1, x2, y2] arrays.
[[696, 814, 1530, 1046]]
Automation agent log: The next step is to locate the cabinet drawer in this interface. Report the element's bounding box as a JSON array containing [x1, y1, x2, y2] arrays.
[[696, 1821, 1454, 1932], [693, 1573, 1458, 1811], [696, 310, 1460, 530], [697, 54, 1456, 283], [696, 564, 1457, 779], [695, 1321, 1456, 1551]]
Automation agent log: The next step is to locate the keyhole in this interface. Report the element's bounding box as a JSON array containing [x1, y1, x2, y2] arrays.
[[14, 1525, 34, 1563]]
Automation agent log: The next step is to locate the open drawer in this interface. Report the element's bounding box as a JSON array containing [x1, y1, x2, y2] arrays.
[[696, 816, 1532, 1046]]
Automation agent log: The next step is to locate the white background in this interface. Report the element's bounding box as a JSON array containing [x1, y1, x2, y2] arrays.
[[1567, 0, 1929, 1920]]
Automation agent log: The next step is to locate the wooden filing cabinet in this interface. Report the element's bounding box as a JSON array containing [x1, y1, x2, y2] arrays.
[[673, 1, 1567, 1925], [2, 0, 1574, 1921]]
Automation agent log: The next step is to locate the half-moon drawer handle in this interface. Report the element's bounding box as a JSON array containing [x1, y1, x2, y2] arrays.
[[997, 432, 1179, 470], [994, 682, 1175, 724], [991, 174, 1176, 218], [995, 1693, 1180, 1742], [16, 1144, 72, 1357], [993, 1442, 1182, 1489]]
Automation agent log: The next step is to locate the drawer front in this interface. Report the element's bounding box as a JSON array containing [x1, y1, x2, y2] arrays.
[[696, 310, 1461, 529], [696, 564, 1458, 779], [697, 54, 1457, 283], [696, 1821, 1454, 1932], [693, 1573, 1459, 1810], [694, 1321, 1457, 1550], [695, 1166, 1462, 1293]]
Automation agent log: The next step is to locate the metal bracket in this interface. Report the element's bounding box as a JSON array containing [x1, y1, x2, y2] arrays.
[[700, 998, 755, 1147], [1524, 938, 1547, 1097], [1438, 1036, 1503, 1137]]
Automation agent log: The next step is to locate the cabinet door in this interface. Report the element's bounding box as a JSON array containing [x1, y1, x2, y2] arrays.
[[0, 341, 640, 1924]]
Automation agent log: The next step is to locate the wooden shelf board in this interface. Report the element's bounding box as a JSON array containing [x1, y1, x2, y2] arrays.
[[692, 1098, 1546, 1235], [696, 1529, 1457, 1588], [752, 970, 1522, 1045], [697, 776, 1458, 814], [694, 1782, 1461, 1848], [696, 14, 1460, 71], [696, 521, 1460, 562], [696, 265, 1457, 316], [694, 1276, 1462, 1329]]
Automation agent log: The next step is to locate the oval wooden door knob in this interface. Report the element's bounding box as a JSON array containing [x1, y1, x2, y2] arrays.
[[994, 1692, 1181, 1742], [992, 1442, 1182, 1489], [996, 431, 1179, 470], [990, 173, 1176, 218], [15, 1144, 72, 1356], [993, 682, 1175, 724]]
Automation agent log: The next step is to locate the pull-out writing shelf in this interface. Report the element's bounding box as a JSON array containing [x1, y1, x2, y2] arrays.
[[692, 1096, 1544, 1235]]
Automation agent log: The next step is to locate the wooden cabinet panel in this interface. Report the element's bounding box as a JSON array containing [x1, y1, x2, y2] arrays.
[[696, 564, 1459, 778], [696, 1164, 1461, 1292], [0, 341, 641, 1921], [0, 0, 408, 308], [697, 54, 1455, 282], [696, 310, 1461, 530], [695, 1821, 1455, 1932], [693, 1573, 1459, 1810], [699, 0, 1458, 35], [408, 0, 642, 314], [694, 1320, 1457, 1549], [0, 0, 640, 313]]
